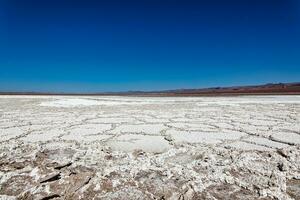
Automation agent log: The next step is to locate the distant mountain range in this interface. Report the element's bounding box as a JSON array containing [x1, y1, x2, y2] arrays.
[[1, 82, 300, 96]]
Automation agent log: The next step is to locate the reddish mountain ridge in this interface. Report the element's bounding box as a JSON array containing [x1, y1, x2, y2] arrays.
[[1, 82, 300, 96]]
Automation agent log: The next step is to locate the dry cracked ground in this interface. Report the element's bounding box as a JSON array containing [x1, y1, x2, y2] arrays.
[[0, 95, 300, 200]]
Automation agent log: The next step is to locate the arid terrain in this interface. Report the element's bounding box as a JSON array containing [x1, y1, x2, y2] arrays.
[[0, 95, 300, 200]]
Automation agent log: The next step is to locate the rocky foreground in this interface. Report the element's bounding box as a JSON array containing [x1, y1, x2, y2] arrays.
[[0, 96, 300, 200]]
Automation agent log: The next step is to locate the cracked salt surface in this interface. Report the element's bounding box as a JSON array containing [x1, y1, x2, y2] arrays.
[[0, 95, 300, 199], [166, 130, 246, 144]]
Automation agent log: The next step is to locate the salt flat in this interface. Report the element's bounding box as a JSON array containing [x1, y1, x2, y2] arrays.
[[0, 95, 300, 199]]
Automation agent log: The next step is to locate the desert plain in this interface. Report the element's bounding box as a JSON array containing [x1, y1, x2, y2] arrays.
[[0, 95, 300, 200]]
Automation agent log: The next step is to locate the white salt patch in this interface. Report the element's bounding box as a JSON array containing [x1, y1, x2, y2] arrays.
[[110, 124, 166, 135], [61, 124, 112, 141], [107, 134, 171, 153], [94, 183, 101, 191], [0, 127, 23, 141], [69, 124, 112, 135], [30, 167, 40, 181], [40, 98, 102, 107], [243, 136, 289, 149], [245, 119, 278, 127], [21, 129, 65, 142], [140, 117, 170, 123], [87, 117, 137, 124], [227, 141, 273, 151], [0, 195, 17, 200], [196, 96, 300, 106], [271, 132, 300, 145], [43, 141, 73, 149], [168, 122, 217, 132], [62, 133, 112, 142], [40, 97, 172, 107], [167, 130, 246, 144]]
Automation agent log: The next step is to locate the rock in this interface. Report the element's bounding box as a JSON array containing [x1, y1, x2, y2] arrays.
[[277, 149, 289, 158], [0, 175, 34, 196], [39, 172, 61, 183], [54, 162, 72, 170], [39, 194, 60, 200], [287, 179, 300, 200], [64, 172, 92, 197]]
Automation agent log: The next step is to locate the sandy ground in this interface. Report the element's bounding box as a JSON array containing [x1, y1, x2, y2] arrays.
[[0, 95, 300, 200]]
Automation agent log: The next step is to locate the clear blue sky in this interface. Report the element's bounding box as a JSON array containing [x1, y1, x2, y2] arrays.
[[0, 0, 299, 92]]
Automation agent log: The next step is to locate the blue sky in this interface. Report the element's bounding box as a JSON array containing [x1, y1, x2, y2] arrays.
[[0, 0, 300, 92]]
